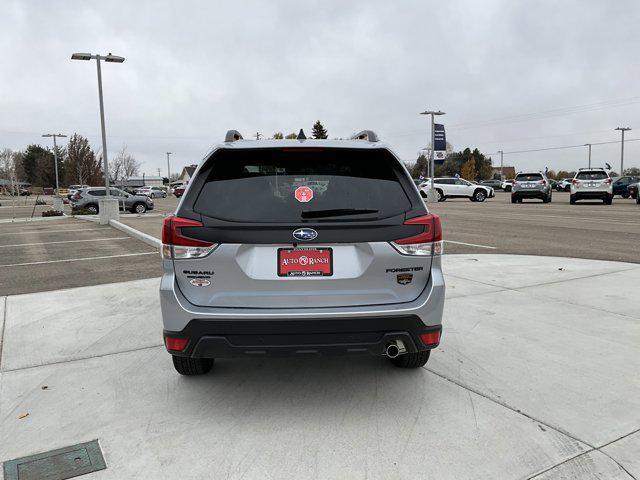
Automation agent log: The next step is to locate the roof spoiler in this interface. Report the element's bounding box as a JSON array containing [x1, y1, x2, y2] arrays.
[[225, 130, 243, 142], [350, 130, 379, 142]]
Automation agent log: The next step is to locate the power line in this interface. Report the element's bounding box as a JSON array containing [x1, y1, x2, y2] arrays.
[[488, 137, 640, 156]]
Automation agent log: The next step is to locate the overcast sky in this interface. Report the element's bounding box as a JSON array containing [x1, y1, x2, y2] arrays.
[[2, 0, 640, 177]]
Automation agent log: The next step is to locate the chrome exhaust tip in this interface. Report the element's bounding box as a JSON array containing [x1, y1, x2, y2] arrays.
[[385, 340, 407, 358]]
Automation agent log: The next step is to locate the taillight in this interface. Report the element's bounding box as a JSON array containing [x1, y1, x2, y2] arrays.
[[420, 330, 441, 346], [161, 215, 218, 259], [390, 214, 443, 256], [165, 336, 188, 352], [572, 179, 580, 185], [604, 178, 612, 185]]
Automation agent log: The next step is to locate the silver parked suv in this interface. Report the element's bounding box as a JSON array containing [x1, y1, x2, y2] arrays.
[[511, 171, 553, 203], [160, 130, 446, 375], [71, 187, 154, 214]]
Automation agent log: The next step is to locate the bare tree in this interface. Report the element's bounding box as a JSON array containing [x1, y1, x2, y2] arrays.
[[110, 145, 141, 187]]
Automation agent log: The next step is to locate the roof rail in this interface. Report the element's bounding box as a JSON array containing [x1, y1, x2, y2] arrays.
[[225, 130, 243, 142], [351, 130, 379, 142]]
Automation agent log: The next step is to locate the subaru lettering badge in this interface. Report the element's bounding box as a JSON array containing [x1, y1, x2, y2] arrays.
[[293, 228, 318, 241]]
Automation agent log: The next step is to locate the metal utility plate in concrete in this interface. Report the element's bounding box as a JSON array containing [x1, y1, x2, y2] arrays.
[[3, 440, 105, 480]]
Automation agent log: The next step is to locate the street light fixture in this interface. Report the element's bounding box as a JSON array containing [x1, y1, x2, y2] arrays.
[[419, 110, 445, 201], [614, 127, 631, 174], [41, 133, 67, 195], [71, 52, 125, 198]]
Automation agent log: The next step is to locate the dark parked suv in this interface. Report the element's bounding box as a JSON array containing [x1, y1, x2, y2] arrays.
[[612, 176, 640, 198], [160, 130, 446, 375]]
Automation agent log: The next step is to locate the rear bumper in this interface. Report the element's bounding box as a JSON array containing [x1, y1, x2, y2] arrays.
[[512, 189, 547, 198], [571, 191, 611, 199], [164, 316, 441, 358]]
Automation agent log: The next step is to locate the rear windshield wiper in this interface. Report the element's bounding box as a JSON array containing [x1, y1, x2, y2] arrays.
[[301, 208, 379, 219]]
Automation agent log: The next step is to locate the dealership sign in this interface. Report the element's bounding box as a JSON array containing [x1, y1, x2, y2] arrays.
[[434, 124, 446, 164]]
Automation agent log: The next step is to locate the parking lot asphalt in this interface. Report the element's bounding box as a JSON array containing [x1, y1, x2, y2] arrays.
[[1, 254, 638, 479], [430, 191, 640, 263], [0, 217, 161, 295], [118, 191, 640, 264]]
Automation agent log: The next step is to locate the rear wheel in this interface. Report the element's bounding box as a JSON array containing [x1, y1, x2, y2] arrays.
[[86, 204, 98, 214], [436, 189, 444, 202], [390, 350, 431, 368], [622, 193, 630, 199], [473, 190, 487, 202], [605, 196, 613, 205], [172, 355, 214, 375], [570, 195, 576, 205], [511, 195, 518, 204], [134, 202, 147, 214]]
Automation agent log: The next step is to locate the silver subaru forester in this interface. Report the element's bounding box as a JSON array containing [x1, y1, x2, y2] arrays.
[[160, 130, 445, 375]]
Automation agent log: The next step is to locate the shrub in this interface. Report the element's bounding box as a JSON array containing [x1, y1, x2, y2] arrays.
[[71, 207, 94, 215], [42, 210, 64, 217]]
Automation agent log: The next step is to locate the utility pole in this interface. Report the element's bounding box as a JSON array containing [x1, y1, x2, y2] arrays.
[[419, 110, 446, 201], [615, 127, 631, 174], [498, 150, 504, 180], [255, 132, 262, 140], [41, 133, 67, 195], [166, 152, 172, 184], [157, 168, 161, 177], [584, 143, 592, 168]]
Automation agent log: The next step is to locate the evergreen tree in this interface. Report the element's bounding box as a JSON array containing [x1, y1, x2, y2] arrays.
[[311, 120, 328, 139], [411, 154, 429, 178]]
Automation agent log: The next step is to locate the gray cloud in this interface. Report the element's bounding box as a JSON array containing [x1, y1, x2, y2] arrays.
[[2, 0, 639, 175]]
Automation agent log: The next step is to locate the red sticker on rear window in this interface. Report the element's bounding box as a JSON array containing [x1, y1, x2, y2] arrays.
[[294, 186, 314, 203]]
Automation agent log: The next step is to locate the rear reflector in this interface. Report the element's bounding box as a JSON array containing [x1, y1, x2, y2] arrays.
[[165, 337, 188, 352], [162, 215, 218, 259], [390, 214, 443, 256], [419, 330, 441, 346]]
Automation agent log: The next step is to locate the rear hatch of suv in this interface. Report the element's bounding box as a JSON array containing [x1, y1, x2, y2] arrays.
[[515, 172, 544, 190], [166, 145, 438, 309], [574, 170, 610, 191]]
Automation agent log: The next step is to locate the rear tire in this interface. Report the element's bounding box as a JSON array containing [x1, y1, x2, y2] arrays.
[[134, 202, 147, 214], [605, 196, 613, 205], [86, 204, 98, 214], [473, 190, 487, 202], [172, 355, 213, 375], [570, 195, 576, 205], [622, 193, 630, 199], [511, 195, 518, 204], [390, 350, 431, 368], [436, 189, 444, 202]]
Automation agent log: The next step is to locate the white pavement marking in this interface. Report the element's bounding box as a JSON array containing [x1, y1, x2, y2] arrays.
[[0, 227, 110, 236], [0, 237, 130, 248], [0, 251, 157, 267], [445, 239, 497, 249]]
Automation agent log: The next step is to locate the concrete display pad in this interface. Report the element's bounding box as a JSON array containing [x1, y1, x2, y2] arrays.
[[1, 255, 639, 479]]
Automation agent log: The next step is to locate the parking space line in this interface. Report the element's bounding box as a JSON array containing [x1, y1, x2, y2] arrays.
[[0, 227, 110, 236], [1, 252, 158, 267], [0, 237, 130, 248], [444, 240, 497, 249]]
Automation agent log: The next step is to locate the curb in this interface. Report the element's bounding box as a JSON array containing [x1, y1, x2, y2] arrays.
[[109, 220, 162, 250]]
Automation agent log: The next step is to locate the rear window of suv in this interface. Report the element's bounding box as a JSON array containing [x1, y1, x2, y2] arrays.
[[515, 173, 543, 181], [193, 148, 412, 222], [576, 171, 608, 180]]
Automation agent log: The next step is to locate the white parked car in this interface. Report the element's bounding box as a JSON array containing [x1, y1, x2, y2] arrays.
[[135, 186, 167, 198], [420, 177, 494, 202], [570, 168, 613, 205], [67, 184, 89, 200]]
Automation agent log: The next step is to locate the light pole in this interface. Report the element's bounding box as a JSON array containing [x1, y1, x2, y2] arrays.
[[166, 152, 172, 187], [584, 143, 592, 168], [614, 127, 631, 174], [419, 110, 445, 201], [498, 150, 504, 180], [41, 133, 67, 195], [71, 52, 125, 198]]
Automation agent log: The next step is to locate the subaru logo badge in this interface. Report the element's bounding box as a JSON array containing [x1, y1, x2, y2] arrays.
[[293, 228, 318, 241]]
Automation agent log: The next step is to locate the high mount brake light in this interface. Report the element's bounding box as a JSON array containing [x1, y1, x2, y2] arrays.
[[391, 214, 443, 256], [161, 215, 218, 260]]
